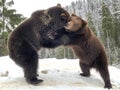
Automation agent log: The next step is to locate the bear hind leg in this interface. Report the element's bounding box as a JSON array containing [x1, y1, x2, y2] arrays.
[[95, 58, 112, 89], [79, 61, 90, 77], [15, 41, 43, 85], [23, 55, 43, 85]]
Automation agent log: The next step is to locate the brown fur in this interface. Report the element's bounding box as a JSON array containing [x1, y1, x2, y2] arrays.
[[64, 14, 112, 89], [7, 5, 70, 85], [47, 14, 112, 89]]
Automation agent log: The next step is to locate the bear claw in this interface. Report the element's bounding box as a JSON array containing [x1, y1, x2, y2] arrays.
[[26, 78, 43, 85], [80, 73, 90, 77]]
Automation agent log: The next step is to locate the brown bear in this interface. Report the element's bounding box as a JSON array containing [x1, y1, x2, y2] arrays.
[[7, 5, 70, 85], [47, 14, 112, 89]]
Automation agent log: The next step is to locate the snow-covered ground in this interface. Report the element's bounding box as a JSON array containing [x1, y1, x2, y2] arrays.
[[0, 56, 120, 90]]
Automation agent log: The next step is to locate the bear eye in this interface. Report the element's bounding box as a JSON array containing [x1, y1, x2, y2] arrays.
[[60, 13, 67, 22]]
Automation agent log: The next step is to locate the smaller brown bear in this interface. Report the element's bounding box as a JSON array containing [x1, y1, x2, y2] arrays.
[[65, 14, 112, 89], [47, 14, 112, 89]]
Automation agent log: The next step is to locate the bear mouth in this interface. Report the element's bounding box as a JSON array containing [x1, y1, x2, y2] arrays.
[[64, 23, 69, 29]]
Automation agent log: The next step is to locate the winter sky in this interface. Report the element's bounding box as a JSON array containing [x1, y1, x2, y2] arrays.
[[12, 0, 77, 17]]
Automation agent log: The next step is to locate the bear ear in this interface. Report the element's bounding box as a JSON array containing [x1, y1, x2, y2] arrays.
[[82, 19, 87, 27], [57, 3, 61, 7], [71, 13, 76, 16], [60, 13, 67, 21]]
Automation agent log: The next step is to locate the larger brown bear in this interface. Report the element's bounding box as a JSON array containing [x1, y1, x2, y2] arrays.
[[47, 14, 112, 89], [7, 5, 70, 85]]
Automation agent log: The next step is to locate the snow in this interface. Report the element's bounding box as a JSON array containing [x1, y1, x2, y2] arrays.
[[0, 56, 120, 90]]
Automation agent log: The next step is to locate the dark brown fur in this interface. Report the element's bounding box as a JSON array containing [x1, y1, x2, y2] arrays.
[[7, 5, 70, 85], [47, 14, 112, 89]]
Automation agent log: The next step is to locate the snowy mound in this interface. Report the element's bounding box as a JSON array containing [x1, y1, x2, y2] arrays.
[[0, 56, 120, 90]]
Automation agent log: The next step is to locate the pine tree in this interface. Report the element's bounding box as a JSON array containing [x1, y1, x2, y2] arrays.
[[0, 0, 26, 56], [101, 2, 117, 64], [86, 13, 96, 34]]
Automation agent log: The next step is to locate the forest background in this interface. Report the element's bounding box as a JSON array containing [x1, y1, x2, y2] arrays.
[[0, 0, 120, 67]]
